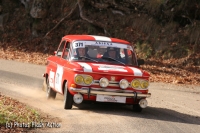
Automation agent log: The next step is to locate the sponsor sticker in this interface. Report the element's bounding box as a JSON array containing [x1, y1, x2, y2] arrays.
[[72, 41, 131, 49], [92, 64, 127, 72], [94, 41, 112, 46], [98, 66, 127, 72]]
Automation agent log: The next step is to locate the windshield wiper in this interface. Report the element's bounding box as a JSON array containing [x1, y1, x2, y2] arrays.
[[102, 56, 125, 65], [80, 56, 98, 62]]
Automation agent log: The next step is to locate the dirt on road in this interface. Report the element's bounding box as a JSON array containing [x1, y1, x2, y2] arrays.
[[0, 59, 200, 133]]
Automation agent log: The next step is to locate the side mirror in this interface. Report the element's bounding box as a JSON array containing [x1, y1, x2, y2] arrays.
[[54, 51, 57, 55], [137, 59, 145, 66]]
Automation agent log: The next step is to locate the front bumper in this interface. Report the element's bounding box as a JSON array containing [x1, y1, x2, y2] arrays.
[[70, 87, 151, 98]]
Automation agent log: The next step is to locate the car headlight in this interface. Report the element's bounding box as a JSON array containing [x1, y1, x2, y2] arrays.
[[75, 75, 84, 84], [131, 79, 140, 88], [99, 78, 109, 88], [84, 75, 93, 85], [119, 79, 129, 89], [140, 80, 149, 89]]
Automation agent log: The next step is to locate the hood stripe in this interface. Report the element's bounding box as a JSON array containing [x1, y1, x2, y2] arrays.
[[90, 35, 111, 41], [128, 67, 143, 76], [77, 62, 92, 72]]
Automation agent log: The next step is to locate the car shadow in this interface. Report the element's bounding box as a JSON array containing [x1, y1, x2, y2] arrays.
[[72, 102, 200, 125]]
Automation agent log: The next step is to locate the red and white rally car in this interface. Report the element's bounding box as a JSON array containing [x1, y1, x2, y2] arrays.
[[43, 35, 151, 112]]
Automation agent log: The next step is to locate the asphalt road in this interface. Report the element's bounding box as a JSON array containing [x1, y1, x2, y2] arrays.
[[0, 59, 200, 133]]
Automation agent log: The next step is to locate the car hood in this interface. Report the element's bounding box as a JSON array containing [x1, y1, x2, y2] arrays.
[[73, 62, 149, 77]]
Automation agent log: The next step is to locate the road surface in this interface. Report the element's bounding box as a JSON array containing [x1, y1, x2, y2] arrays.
[[0, 59, 200, 133]]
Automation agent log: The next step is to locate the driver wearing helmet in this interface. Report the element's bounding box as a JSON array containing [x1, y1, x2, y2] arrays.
[[108, 47, 117, 59]]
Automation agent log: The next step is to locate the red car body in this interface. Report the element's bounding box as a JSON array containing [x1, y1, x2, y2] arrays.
[[43, 35, 151, 112]]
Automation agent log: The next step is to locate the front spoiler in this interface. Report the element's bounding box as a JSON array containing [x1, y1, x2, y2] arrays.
[[70, 87, 151, 98]]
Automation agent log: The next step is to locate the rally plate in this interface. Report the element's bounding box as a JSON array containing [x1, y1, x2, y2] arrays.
[[96, 94, 126, 103]]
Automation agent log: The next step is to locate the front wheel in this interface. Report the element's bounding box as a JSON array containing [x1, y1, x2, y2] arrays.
[[132, 104, 142, 112], [46, 78, 56, 99], [64, 82, 73, 109]]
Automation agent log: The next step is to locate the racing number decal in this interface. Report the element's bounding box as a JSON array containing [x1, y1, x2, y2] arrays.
[[75, 42, 84, 47], [73, 42, 85, 48], [55, 73, 60, 84], [49, 71, 55, 88], [55, 65, 64, 92]]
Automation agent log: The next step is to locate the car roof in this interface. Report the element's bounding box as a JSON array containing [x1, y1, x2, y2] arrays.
[[62, 35, 131, 45]]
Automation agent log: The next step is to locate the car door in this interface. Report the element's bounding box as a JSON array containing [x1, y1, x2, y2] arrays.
[[54, 40, 70, 93], [48, 40, 65, 93]]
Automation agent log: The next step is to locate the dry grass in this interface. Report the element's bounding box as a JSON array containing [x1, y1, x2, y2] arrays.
[[0, 93, 42, 132], [0, 93, 61, 133]]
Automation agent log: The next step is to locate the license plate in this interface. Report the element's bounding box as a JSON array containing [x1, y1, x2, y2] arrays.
[[96, 95, 126, 103]]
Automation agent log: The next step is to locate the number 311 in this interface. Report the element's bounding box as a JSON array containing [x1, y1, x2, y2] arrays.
[[75, 43, 83, 47]]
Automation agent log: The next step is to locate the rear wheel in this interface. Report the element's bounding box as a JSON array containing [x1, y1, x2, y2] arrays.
[[64, 82, 73, 109], [132, 104, 143, 112], [46, 78, 56, 99]]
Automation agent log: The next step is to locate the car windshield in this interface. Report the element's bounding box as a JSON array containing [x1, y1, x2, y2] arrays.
[[70, 41, 137, 66]]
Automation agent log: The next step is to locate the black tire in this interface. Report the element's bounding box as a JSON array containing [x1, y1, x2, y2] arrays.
[[132, 104, 143, 112], [46, 78, 56, 99], [64, 82, 73, 109]]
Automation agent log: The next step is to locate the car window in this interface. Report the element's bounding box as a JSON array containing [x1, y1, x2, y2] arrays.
[[56, 41, 65, 57], [126, 49, 137, 65], [63, 42, 70, 59], [70, 41, 137, 65]]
